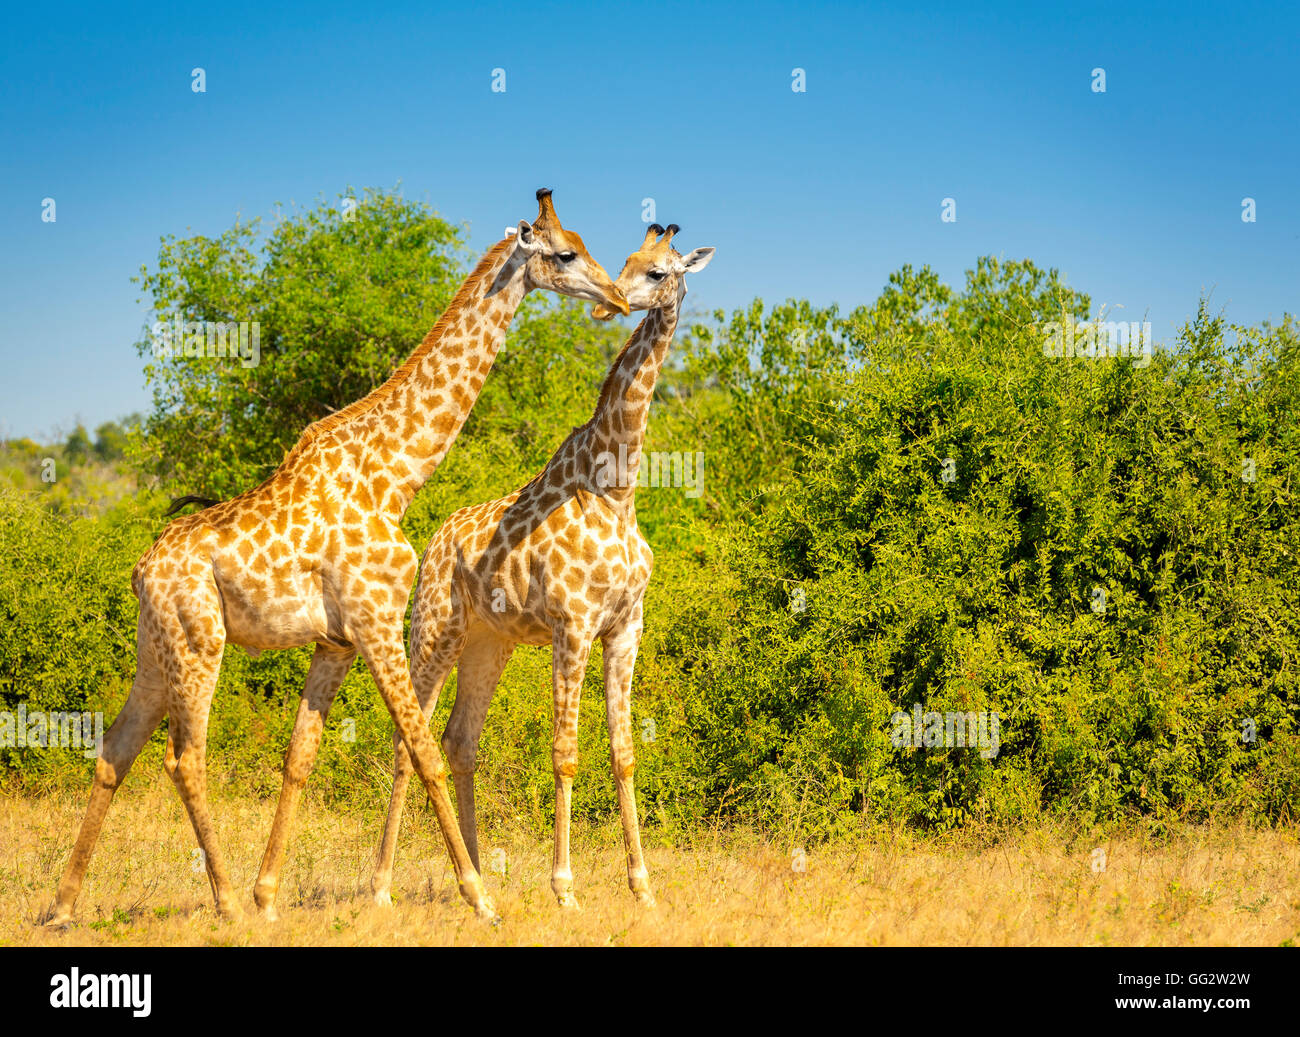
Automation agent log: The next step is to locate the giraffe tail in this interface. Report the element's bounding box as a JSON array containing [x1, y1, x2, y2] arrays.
[[163, 494, 220, 518]]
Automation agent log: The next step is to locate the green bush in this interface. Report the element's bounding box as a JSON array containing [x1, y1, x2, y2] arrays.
[[646, 288, 1300, 834], [0, 490, 152, 788]]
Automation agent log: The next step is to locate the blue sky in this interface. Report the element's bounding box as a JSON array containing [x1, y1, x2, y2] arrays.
[[2, 0, 1296, 440]]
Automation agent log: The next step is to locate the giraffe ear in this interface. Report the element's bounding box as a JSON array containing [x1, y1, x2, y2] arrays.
[[515, 220, 540, 253], [677, 247, 715, 274]]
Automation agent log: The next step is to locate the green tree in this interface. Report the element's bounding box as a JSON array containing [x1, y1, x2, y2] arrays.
[[92, 418, 133, 462], [130, 187, 470, 498], [63, 424, 93, 464]]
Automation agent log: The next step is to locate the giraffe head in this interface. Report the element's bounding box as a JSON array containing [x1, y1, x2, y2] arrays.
[[590, 223, 715, 320], [510, 189, 629, 315]]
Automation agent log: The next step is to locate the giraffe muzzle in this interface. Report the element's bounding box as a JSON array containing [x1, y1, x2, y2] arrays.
[[599, 286, 630, 318], [591, 287, 630, 321]]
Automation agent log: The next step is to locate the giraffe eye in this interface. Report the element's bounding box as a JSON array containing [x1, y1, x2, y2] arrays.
[[647, 270, 666, 281], [556, 251, 576, 263]]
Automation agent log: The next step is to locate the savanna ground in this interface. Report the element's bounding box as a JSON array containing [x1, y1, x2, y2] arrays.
[[2, 788, 1297, 946]]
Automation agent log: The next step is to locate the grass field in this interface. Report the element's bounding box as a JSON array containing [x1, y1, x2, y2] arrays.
[[3, 788, 1298, 946]]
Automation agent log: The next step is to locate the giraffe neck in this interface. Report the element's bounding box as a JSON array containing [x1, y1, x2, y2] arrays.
[[320, 239, 530, 516], [582, 293, 681, 506]]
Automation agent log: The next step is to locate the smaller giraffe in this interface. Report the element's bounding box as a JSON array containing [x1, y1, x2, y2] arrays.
[[370, 224, 714, 909]]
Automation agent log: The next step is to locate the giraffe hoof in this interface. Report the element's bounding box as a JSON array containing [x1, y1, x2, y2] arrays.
[[42, 910, 75, 929], [474, 896, 499, 923], [373, 889, 393, 908], [258, 904, 279, 923], [555, 891, 581, 911]]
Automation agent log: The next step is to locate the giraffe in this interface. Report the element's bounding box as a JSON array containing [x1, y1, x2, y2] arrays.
[[369, 223, 714, 909], [45, 190, 629, 926]]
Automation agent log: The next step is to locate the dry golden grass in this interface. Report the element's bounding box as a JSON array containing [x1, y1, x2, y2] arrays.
[[2, 787, 1298, 946]]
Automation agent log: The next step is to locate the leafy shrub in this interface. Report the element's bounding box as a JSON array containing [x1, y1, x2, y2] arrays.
[[649, 286, 1300, 834]]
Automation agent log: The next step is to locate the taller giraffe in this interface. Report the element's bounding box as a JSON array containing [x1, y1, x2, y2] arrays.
[[367, 224, 714, 909], [46, 190, 628, 926]]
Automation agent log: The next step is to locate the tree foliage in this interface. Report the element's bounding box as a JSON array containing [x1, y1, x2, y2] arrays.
[[130, 187, 470, 498]]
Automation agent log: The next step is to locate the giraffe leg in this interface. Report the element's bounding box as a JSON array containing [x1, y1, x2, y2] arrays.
[[371, 571, 465, 906], [370, 639, 459, 906], [161, 641, 239, 918], [45, 633, 167, 926], [254, 643, 355, 920], [550, 626, 593, 909], [358, 627, 495, 920], [441, 631, 514, 874], [602, 614, 654, 907]]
